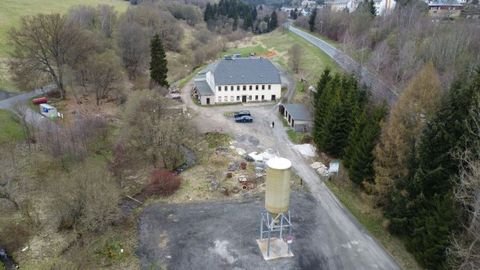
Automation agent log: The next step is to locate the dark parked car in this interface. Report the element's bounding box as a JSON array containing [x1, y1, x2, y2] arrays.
[[235, 115, 253, 123], [234, 110, 251, 119]]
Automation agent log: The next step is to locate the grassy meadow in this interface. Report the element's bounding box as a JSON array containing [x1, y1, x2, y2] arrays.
[[226, 30, 338, 102], [0, 109, 24, 144], [0, 0, 128, 92]]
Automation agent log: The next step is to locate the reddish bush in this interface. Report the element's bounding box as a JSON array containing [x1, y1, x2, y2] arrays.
[[145, 169, 181, 196]]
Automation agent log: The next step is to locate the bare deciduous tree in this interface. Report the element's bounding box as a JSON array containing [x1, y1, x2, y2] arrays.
[[289, 44, 302, 74], [123, 90, 194, 169], [97, 5, 117, 38], [9, 14, 96, 98], [117, 21, 149, 79], [450, 96, 480, 270], [51, 161, 120, 233], [86, 51, 123, 105]]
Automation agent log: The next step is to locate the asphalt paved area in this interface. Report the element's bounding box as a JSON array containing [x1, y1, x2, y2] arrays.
[[138, 192, 345, 270]]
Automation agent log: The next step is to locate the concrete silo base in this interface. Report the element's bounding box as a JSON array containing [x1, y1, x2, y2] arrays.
[[256, 238, 294, 260]]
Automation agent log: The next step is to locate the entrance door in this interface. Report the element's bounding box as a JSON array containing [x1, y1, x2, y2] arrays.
[[242, 95, 247, 102], [206, 98, 210, 105], [271, 95, 276, 101]]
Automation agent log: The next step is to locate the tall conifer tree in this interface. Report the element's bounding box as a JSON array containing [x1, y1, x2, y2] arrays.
[[150, 34, 168, 87], [387, 70, 480, 269], [308, 6, 317, 32]]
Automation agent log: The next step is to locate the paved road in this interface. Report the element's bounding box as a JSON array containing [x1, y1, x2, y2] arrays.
[[0, 85, 55, 110], [288, 24, 399, 104], [180, 84, 400, 269], [0, 85, 56, 128]]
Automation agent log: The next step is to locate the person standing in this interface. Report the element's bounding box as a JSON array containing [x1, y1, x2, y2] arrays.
[[271, 121, 275, 128]]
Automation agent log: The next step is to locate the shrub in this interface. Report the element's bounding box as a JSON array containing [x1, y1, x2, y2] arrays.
[[0, 222, 31, 252], [145, 169, 181, 196]]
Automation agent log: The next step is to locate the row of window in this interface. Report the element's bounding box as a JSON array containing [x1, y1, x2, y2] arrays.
[[217, 84, 272, 92], [217, 95, 266, 102]]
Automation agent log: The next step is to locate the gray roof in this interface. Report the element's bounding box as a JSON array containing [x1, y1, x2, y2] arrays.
[[284, 104, 312, 121], [213, 58, 281, 85], [194, 80, 214, 96]]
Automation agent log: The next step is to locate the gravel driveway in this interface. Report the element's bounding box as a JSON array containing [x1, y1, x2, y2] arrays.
[[137, 84, 399, 269]]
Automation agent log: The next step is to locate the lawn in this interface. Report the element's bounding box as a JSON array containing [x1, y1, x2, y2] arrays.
[[0, 0, 128, 57], [325, 179, 422, 270], [227, 30, 338, 102], [0, 0, 129, 92], [0, 109, 24, 144], [257, 31, 338, 83]]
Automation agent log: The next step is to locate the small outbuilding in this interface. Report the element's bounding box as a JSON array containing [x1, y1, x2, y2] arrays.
[[279, 104, 312, 132]]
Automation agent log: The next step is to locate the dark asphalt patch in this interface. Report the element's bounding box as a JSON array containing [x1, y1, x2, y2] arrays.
[[137, 192, 343, 270]]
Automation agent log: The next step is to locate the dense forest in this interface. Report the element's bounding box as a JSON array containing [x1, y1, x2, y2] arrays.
[[313, 64, 480, 269], [307, 5, 480, 264], [204, 0, 280, 33], [300, 0, 480, 267]]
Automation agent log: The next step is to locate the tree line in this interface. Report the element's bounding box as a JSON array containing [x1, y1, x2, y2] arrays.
[[297, 0, 480, 95], [204, 0, 279, 33], [313, 63, 480, 269], [313, 69, 386, 185]]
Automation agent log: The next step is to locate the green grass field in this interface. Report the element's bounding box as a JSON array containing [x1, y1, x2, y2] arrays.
[[0, 0, 128, 57], [227, 30, 338, 102], [0, 109, 24, 144], [0, 0, 128, 92]]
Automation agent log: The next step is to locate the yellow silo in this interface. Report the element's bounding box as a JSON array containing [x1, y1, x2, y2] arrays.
[[265, 157, 292, 214]]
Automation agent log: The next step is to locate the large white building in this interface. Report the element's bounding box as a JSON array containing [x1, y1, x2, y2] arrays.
[[326, 0, 396, 15], [193, 57, 282, 105]]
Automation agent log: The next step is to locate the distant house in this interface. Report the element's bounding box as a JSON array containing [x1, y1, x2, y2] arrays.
[[428, 0, 464, 18], [279, 104, 313, 132], [193, 57, 282, 105], [326, 0, 396, 14], [462, 4, 480, 19]]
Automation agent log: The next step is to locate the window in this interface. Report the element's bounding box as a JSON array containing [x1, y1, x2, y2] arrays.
[[236, 96, 240, 101], [224, 86, 228, 91], [230, 96, 234, 102], [268, 85, 271, 90], [248, 95, 252, 100], [255, 85, 259, 90], [243, 85, 246, 91], [249, 85, 252, 90], [218, 86, 221, 91], [231, 86, 234, 91], [224, 96, 228, 102], [237, 85, 240, 91], [255, 95, 258, 100], [261, 95, 265, 100], [217, 96, 221, 102], [262, 85, 265, 90]]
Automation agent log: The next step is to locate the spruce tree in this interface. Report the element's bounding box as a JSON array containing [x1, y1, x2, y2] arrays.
[[268, 11, 278, 31], [313, 69, 332, 147], [308, 6, 317, 32], [374, 62, 441, 207], [369, 0, 377, 16], [314, 74, 340, 150], [204, 3, 213, 22], [344, 106, 385, 186], [387, 70, 480, 269], [150, 34, 168, 87]]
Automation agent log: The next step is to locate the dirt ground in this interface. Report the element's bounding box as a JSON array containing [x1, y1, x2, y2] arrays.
[[137, 192, 343, 270]]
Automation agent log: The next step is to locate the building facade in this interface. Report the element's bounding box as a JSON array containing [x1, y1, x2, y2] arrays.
[[193, 57, 282, 105]]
